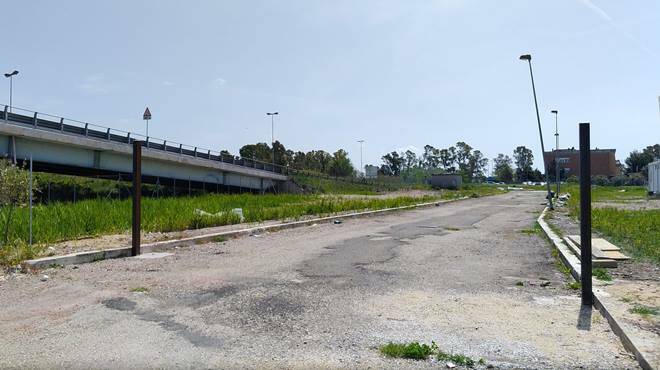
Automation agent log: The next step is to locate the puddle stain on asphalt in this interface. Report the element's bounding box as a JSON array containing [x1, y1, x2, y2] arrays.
[[102, 297, 224, 348]]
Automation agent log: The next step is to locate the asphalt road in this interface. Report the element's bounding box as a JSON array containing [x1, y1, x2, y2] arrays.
[[0, 191, 637, 369]]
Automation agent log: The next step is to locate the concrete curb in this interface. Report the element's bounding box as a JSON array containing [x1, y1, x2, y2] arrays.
[[23, 196, 471, 270], [537, 207, 654, 370]]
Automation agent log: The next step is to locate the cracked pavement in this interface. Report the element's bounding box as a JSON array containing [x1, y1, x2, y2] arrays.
[[0, 191, 638, 369]]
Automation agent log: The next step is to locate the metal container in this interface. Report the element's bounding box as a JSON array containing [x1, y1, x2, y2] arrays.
[[430, 174, 462, 190]]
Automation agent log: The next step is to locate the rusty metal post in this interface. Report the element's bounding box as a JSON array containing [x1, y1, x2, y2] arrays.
[[132, 141, 142, 256], [579, 123, 592, 306]]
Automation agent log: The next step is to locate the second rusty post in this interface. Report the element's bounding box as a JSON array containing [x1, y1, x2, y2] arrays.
[[132, 140, 142, 256]]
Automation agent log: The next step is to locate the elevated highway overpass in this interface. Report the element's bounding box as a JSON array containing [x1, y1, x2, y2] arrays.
[[0, 105, 290, 192]]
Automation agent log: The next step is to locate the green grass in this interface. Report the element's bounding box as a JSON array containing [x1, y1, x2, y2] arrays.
[[564, 185, 659, 265], [567, 281, 581, 290], [0, 193, 444, 245], [129, 287, 149, 293], [629, 305, 658, 316], [380, 342, 433, 360], [380, 341, 483, 367], [436, 351, 480, 367], [592, 268, 613, 281], [520, 222, 543, 236], [0, 239, 45, 267]]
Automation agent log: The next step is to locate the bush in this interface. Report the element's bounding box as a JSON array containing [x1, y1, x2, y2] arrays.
[[380, 342, 433, 360]]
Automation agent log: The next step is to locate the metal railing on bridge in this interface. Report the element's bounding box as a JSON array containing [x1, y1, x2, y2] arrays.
[[1, 105, 289, 176]]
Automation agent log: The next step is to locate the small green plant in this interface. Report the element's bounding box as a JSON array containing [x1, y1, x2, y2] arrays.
[[213, 235, 228, 243], [380, 342, 433, 360], [436, 351, 477, 367], [567, 281, 581, 290], [0, 239, 44, 267], [629, 305, 658, 316], [130, 286, 149, 293], [516, 281, 524, 286], [592, 268, 613, 281]]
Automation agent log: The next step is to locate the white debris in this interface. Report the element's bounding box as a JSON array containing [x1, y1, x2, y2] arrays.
[[446, 362, 456, 368], [194, 208, 244, 222], [40, 275, 49, 282]]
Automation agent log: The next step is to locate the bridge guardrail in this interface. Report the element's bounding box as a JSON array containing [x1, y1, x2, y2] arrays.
[[1, 105, 288, 176]]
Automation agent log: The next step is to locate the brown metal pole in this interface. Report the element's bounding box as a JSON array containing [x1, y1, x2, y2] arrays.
[[132, 141, 142, 256], [579, 123, 592, 306]]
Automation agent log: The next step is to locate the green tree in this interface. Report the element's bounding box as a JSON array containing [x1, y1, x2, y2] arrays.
[[0, 160, 30, 245], [513, 146, 534, 182], [403, 150, 420, 172], [467, 150, 489, 182], [381, 151, 404, 176], [239, 142, 272, 163], [455, 142, 473, 177], [422, 145, 440, 170], [625, 144, 659, 175], [328, 149, 354, 177], [438, 147, 456, 173], [493, 154, 514, 183]]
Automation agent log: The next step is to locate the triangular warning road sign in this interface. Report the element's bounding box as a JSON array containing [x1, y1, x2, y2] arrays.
[[143, 107, 152, 120]]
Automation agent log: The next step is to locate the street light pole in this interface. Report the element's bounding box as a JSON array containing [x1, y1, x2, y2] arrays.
[[519, 54, 553, 210], [357, 140, 364, 176], [266, 112, 279, 170], [4, 70, 19, 113], [551, 109, 560, 195]]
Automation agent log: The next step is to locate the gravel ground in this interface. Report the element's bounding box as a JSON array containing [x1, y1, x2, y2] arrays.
[[0, 191, 638, 369]]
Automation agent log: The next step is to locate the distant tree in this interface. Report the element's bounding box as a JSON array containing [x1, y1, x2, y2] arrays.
[[328, 149, 354, 177], [625, 144, 659, 176], [381, 151, 404, 176], [493, 154, 514, 183], [403, 150, 419, 171], [438, 147, 456, 173], [271, 141, 292, 166], [239, 142, 272, 163], [422, 145, 440, 170], [455, 142, 473, 177], [467, 150, 489, 182], [513, 146, 534, 182]]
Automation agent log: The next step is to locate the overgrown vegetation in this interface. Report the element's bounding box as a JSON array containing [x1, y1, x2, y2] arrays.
[[629, 305, 658, 316], [380, 342, 434, 360], [436, 350, 483, 367], [567, 281, 581, 290], [380, 341, 483, 367], [0, 160, 31, 245], [564, 185, 659, 265], [592, 268, 613, 281], [2, 193, 440, 246], [292, 173, 427, 195]]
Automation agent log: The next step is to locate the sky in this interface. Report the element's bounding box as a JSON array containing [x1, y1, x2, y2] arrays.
[[2, 0, 659, 172]]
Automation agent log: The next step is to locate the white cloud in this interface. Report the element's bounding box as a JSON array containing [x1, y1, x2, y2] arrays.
[[214, 77, 227, 86], [162, 80, 175, 86]]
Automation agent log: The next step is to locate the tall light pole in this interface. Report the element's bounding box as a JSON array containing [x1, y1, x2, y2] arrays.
[[519, 54, 553, 209], [551, 109, 560, 195], [4, 70, 19, 112], [266, 112, 279, 169], [357, 140, 364, 176]]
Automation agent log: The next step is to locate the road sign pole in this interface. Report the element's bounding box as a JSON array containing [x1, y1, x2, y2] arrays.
[[132, 141, 142, 256], [579, 123, 592, 306], [143, 107, 152, 139]]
